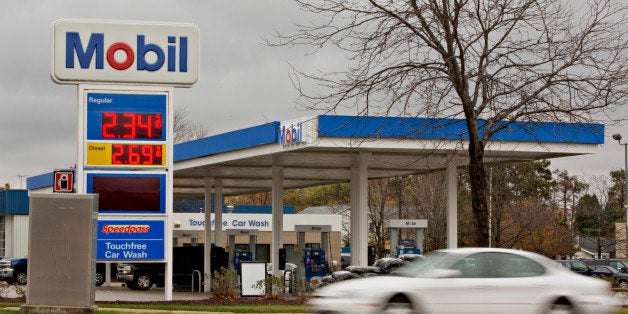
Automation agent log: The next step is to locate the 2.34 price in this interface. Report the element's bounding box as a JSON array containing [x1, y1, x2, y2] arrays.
[[111, 144, 164, 166]]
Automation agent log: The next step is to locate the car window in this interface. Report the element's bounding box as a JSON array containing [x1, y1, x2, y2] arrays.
[[594, 266, 612, 275], [451, 252, 545, 278], [570, 261, 589, 272]]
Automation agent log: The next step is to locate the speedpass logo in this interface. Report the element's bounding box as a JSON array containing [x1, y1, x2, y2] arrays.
[[65, 32, 189, 72]]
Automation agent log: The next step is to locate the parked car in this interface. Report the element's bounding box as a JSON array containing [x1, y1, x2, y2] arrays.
[[582, 258, 628, 273], [0, 257, 27, 285], [556, 259, 597, 276], [590, 265, 628, 289], [309, 248, 618, 314], [0, 256, 106, 286], [116, 245, 228, 290]]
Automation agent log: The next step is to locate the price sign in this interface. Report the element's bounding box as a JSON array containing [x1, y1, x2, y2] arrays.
[[102, 112, 163, 139], [84, 91, 168, 168], [86, 142, 166, 167], [85, 92, 167, 141]]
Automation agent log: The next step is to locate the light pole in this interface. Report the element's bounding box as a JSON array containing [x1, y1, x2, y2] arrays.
[[612, 133, 628, 258]]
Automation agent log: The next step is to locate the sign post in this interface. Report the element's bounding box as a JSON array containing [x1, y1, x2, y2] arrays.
[[51, 19, 199, 301]]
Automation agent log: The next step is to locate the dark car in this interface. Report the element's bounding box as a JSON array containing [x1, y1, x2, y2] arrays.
[[556, 259, 596, 276], [0, 257, 106, 286], [582, 258, 628, 273], [0, 257, 27, 285], [590, 265, 628, 289], [117, 245, 228, 291]]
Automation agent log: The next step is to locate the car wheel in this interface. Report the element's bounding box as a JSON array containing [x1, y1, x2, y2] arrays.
[[95, 272, 105, 286], [544, 299, 577, 314], [133, 273, 153, 290], [15, 271, 27, 285], [382, 294, 418, 314], [125, 280, 138, 290], [620, 280, 628, 290]]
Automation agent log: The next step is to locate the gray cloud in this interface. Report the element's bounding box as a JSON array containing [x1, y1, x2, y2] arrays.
[[0, 0, 625, 185]]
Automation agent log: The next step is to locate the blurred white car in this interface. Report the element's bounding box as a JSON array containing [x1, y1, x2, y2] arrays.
[[308, 248, 618, 314]]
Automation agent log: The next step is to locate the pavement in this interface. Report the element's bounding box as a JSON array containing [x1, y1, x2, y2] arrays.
[[1, 283, 239, 313]]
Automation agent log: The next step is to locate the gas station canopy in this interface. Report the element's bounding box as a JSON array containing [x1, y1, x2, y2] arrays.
[[172, 115, 603, 197]]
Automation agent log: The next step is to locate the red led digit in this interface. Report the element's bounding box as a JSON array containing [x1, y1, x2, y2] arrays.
[[102, 113, 117, 138], [155, 114, 162, 129], [128, 145, 141, 164], [141, 145, 154, 164], [137, 114, 153, 138], [122, 113, 137, 138], [112, 144, 124, 164]]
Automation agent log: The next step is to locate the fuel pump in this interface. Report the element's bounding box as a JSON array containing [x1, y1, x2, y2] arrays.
[[385, 219, 427, 257], [295, 225, 331, 283], [226, 229, 258, 274]]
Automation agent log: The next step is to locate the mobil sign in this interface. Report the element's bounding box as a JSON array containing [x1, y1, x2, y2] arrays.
[[52, 19, 199, 86]]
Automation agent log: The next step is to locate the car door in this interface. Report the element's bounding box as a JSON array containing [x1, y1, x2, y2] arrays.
[[426, 252, 549, 314]]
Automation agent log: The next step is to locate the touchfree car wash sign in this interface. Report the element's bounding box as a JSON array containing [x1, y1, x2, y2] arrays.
[[97, 220, 165, 260], [52, 19, 199, 86]]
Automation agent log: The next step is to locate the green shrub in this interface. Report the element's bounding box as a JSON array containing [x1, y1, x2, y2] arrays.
[[210, 267, 238, 298]]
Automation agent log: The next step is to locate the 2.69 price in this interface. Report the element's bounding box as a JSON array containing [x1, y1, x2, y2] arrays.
[[111, 144, 164, 165]]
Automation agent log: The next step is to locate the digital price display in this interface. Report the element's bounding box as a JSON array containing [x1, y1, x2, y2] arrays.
[[85, 172, 166, 214], [86, 92, 167, 141], [86, 142, 166, 167], [102, 112, 163, 139]]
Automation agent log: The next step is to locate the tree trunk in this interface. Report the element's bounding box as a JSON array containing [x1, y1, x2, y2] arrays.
[[467, 130, 490, 247]]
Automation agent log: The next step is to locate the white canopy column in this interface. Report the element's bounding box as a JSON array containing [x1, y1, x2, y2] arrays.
[[446, 161, 458, 248], [214, 180, 224, 247], [271, 165, 284, 275], [350, 153, 370, 266], [203, 177, 214, 292]]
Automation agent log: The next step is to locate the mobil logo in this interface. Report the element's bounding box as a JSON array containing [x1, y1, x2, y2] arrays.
[[52, 19, 199, 86], [278, 121, 304, 146], [65, 32, 189, 72]]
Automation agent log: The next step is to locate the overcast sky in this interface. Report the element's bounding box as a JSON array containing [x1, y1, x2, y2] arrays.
[[0, 0, 626, 187]]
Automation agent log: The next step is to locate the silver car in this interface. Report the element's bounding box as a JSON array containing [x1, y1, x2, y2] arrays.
[[308, 248, 618, 314]]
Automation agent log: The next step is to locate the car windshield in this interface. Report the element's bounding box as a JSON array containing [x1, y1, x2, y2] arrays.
[[605, 267, 619, 273], [391, 251, 463, 277]]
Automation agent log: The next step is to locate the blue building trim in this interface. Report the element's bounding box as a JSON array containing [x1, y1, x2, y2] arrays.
[[317, 115, 604, 144], [0, 190, 29, 215], [26, 172, 54, 190], [174, 122, 280, 162]]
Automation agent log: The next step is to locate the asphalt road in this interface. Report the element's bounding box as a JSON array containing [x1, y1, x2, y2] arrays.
[[96, 284, 209, 302]]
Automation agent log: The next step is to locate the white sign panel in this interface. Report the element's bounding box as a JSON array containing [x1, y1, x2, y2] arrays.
[[173, 213, 343, 232], [52, 19, 199, 87], [385, 219, 428, 229]]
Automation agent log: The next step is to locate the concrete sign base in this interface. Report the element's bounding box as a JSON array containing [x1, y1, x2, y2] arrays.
[[25, 194, 98, 311]]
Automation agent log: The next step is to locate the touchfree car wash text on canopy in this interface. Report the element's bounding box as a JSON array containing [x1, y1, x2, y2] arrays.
[[52, 19, 199, 86]]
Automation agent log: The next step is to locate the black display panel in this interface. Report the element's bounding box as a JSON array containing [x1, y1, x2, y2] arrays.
[[86, 173, 165, 213]]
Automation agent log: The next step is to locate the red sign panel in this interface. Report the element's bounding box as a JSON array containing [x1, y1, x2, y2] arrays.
[[53, 170, 74, 193]]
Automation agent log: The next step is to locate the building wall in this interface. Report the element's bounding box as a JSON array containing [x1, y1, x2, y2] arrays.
[[5, 215, 29, 258], [616, 223, 626, 259]]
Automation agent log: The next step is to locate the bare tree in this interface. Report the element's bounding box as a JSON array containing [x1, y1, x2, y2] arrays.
[[368, 178, 397, 258], [273, 0, 627, 246], [173, 106, 210, 144], [406, 172, 449, 251]]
